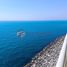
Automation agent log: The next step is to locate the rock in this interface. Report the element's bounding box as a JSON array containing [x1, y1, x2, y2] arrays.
[[24, 35, 65, 67]]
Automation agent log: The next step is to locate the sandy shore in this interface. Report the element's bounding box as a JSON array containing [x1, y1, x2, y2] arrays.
[[24, 35, 65, 67]]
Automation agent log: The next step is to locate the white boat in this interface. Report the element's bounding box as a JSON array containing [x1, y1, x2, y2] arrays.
[[17, 31, 25, 38]]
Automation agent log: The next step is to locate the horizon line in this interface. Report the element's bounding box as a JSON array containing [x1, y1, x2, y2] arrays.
[[0, 19, 67, 22]]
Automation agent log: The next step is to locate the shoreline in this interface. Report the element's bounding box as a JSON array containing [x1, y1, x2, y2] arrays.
[[24, 35, 65, 67]]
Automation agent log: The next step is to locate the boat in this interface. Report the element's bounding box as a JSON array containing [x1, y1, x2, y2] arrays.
[[17, 31, 25, 38]]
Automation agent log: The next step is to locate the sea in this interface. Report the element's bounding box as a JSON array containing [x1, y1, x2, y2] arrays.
[[0, 21, 67, 67]]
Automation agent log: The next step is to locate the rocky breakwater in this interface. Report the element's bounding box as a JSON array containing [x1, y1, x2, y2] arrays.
[[24, 35, 65, 67]]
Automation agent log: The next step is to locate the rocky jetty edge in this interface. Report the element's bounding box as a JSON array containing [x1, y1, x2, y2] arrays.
[[24, 35, 65, 67]]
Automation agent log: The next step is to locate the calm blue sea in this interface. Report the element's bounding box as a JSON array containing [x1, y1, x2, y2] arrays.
[[0, 21, 67, 67]]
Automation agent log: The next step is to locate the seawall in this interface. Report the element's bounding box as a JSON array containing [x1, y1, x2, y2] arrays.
[[24, 35, 65, 67]]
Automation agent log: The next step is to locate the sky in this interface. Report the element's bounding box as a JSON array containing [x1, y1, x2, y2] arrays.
[[0, 0, 67, 21]]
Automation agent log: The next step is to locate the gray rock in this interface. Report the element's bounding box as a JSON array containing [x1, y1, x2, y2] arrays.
[[24, 35, 65, 67]]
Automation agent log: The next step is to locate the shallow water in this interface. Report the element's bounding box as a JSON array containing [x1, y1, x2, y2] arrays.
[[0, 21, 67, 67]]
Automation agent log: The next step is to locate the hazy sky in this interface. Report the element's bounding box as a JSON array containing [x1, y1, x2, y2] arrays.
[[0, 0, 67, 20]]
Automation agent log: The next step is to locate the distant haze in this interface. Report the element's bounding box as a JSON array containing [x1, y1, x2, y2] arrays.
[[0, 0, 67, 21]]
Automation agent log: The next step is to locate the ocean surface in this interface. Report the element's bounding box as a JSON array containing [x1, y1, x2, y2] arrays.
[[0, 21, 67, 67]]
